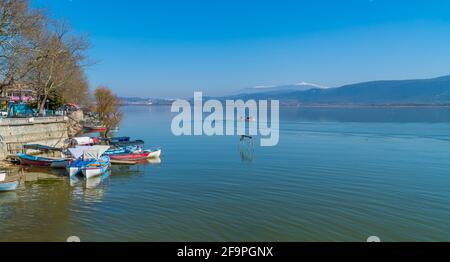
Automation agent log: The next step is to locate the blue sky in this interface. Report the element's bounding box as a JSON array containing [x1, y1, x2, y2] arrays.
[[32, 0, 450, 98]]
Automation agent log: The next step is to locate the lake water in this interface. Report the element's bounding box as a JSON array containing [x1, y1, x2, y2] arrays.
[[1, 106, 450, 242]]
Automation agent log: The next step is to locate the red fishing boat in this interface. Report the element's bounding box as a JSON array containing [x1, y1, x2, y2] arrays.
[[109, 149, 162, 161], [84, 125, 107, 133]]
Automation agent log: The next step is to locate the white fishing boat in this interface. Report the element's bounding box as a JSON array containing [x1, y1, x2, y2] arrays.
[[82, 156, 111, 179], [68, 146, 111, 178], [145, 148, 162, 159]]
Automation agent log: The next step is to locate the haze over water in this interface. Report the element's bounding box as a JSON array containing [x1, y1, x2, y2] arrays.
[[1, 106, 450, 242]]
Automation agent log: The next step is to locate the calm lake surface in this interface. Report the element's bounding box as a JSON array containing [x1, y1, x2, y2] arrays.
[[1, 106, 450, 242]]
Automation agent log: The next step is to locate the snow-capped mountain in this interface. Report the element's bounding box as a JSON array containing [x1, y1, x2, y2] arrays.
[[235, 82, 328, 95]]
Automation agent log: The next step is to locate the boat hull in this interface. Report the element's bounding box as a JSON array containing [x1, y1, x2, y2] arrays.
[[109, 149, 161, 161], [18, 154, 69, 169], [146, 149, 162, 159], [0, 181, 18, 192], [68, 166, 82, 178], [84, 126, 107, 133], [82, 164, 109, 179]]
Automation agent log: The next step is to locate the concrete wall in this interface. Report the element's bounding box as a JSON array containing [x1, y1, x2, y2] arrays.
[[0, 117, 69, 160]]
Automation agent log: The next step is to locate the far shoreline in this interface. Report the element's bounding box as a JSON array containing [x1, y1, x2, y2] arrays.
[[119, 103, 450, 108]]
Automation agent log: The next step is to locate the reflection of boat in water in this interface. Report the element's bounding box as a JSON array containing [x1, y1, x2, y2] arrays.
[[111, 157, 162, 178], [86, 171, 110, 189], [70, 171, 111, 203], [0, 191, 17, 204], [70, 171, 110, 203], [146, 157, 162, 165], [22, 166, 68, 179], [238, 136, 254, 163], [111, 157, 162, 166]]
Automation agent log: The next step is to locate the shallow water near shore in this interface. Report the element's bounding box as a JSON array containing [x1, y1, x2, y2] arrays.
[[1, 106, 450, 242]]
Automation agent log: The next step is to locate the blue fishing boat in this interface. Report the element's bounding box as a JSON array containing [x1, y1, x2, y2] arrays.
[[68, 157, 96, 177], [67, 146, 111, 178], [104, 145, 142, 156], [18, 154, 70, 168], [82, 156, 111, 179], [110, 140, 145, 147], [110, 137, 130, 143], [0, 181, 18, 192]]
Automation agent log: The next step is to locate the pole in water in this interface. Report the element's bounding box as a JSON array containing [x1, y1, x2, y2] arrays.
[[240, 135, 253, 141]]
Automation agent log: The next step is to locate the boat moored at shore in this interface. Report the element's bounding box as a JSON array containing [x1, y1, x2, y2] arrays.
[[17, 154, 70, 169], [0, 181, 18, 192], [67, 146, 111, 178], [81, 156, 111, 179]]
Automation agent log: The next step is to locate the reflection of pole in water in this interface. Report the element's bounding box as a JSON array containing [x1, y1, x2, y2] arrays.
[[239, 135, 254, 163]]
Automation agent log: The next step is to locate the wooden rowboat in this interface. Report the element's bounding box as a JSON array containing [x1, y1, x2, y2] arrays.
[[0, 181, 18, 192], [18, 154, 70, 169]]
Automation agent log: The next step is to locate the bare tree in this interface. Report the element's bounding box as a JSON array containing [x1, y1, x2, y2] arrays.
[[1, 0, 92, 114], [94, 86, 122, 138], [26, 21, 90, 114], [0, 0, 45, 92]]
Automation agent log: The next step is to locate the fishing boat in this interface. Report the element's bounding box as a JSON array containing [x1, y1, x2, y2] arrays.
[[86, 170, 111, 189], [109, 151, 151, 161], [110, 139, 145, 148], [104, 145, 142, 156], [82, 156, 111, 179], [18, 145, 70, 168], [68, 157, 95, 177], [70, 137, 100, 146], [67, 146, 111, 178], [145, 148, 162, 159], [0, 181, 18, 192], [110, 137, 130, 143], [0, 171, 6, 182], [109, 148, 162, 161], [17, 154, 70, 168], [83, 125, 107, 133]]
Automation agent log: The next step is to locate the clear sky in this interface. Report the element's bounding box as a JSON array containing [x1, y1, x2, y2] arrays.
[[32, 0, 450, 98]]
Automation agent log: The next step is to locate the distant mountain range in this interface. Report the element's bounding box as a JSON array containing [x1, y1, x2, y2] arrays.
[[235, 82, 328, 95], [226, 75, 450, 105], [120, 75, 450, 106]]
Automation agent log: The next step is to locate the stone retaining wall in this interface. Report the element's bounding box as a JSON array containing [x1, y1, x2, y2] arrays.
[[0, 117, 69, 160]]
